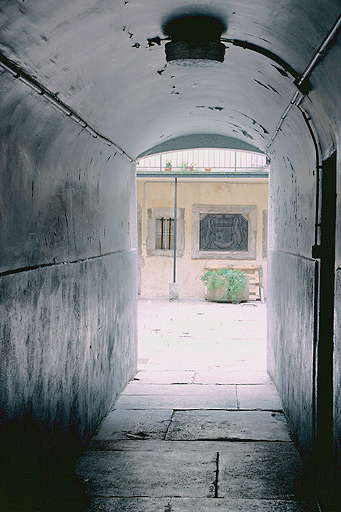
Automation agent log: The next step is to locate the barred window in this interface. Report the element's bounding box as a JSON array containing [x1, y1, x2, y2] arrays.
[[146, 207, 184, 257], [155, 217, 174, 250]]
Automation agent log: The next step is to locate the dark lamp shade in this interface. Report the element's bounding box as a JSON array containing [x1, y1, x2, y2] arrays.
[[165, 41, 225, 66]]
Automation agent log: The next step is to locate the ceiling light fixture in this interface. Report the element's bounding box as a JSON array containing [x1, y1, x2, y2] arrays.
[[164, 16, 226, 67]]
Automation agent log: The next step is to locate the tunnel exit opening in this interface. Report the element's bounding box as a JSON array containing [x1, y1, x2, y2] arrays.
[[136, 146, 269, 302], [135, 145, 270, 386]]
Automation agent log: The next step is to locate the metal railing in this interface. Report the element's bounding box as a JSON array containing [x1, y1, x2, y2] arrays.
[[136, 165, 269, 175]]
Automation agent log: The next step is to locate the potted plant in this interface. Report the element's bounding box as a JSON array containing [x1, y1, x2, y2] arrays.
[[180, 161, 194, 172], [165, 161, 172, 171], [200, 268, 249, 303]]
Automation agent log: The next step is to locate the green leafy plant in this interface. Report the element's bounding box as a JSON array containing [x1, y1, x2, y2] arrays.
[[165, 161, 172, 170], [179, 162, 197, 172], [200, 268, 246, 303], [179, 161, 189, 170]]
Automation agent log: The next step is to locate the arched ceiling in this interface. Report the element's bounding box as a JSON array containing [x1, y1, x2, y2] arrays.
[[138, 134, 263, 158], [0, 0, 340, 158]]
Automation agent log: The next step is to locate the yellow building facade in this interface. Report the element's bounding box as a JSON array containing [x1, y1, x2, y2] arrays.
[[137, 175, 269, 300]]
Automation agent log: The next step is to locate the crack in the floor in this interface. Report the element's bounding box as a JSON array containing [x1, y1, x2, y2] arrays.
[[164, 499, 172, 511], [235, 385, 240, 410], [164, 411, 175, 440], [214, 451, 220, 498]]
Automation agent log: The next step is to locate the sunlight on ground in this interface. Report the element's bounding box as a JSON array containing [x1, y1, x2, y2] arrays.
[[137, 299, 267, 374]]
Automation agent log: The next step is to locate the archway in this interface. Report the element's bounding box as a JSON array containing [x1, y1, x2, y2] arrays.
[[0, 2, 340, 508]]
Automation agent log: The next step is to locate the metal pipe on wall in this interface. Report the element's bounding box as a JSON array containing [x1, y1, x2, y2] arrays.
[[173, 177, 178, 283]]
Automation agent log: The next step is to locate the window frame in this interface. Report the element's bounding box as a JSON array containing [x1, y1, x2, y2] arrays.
[[146, 207, 185, 257], [155, 216, 175, 250], [192, 204, 257, 259]]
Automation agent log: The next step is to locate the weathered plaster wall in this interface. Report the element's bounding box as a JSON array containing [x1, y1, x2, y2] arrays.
[[137, 177, 268, 298], [335, 270, 341, 470], [267, 251, 316, 458], [333, 130, 341, 475], [267, 35, 341, 479], [292, 42, 341, 478], [329, 58, 341, 472], [267, 108, 317, 462], [0, 75, 137, 478]]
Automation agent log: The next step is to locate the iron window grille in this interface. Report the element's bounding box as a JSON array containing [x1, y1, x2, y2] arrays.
[[155, 217, 174, 250]]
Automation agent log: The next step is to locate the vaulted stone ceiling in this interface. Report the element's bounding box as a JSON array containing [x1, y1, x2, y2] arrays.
[[0, 0, 339, 157]]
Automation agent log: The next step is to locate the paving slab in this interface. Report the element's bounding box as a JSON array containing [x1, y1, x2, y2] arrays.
[[139, 324, 266, 342], [166, 410, 291, 441], [87, 497, 171, 511], [93, 409, 173, 440], [194, 370, 271, 384], [75, 445, 216, 498], [138, 353, 267, 371], [169, 498, 308, 511], [218, 442, 304, 500], [73, 302, 306, 511], [237, 384, 283, 410], [134, 371, 195, 384], [122, 383, 236, 396], [115, 391, 237, 410], [138, 360, 267, 372], [78, 441, 304, 501], [87, 440, 202, 452], [87, 497, 308, 511]]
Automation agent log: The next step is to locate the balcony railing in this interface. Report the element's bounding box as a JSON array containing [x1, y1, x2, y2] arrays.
[[136, 165, 269, 176]]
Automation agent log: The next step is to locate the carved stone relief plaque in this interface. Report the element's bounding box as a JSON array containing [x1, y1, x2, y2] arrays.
[[199, 213, 248, 251], [192, 205, 257, 260]]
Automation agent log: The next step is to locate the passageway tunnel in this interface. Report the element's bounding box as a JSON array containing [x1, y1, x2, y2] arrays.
[[0, 1, 340, 508]]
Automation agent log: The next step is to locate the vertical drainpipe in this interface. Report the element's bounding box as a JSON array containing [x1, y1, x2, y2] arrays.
[[173, 177, 178, 283]]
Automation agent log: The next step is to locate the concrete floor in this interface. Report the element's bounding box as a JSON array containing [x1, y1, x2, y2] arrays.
[[74, 299, 312, 511]]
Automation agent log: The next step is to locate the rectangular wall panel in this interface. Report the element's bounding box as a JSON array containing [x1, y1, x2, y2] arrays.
[[267, 251, 316, 461]]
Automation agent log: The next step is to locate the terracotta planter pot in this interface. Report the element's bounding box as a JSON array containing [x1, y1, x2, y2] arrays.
[[205, 168, 211, 172]]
